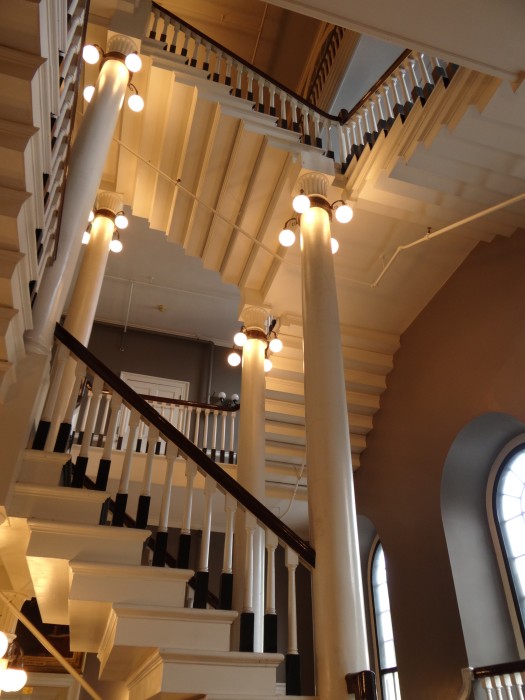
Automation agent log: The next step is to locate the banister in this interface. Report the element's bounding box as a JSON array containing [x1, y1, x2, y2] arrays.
[[140, 394, 240, 412], [472, 659, 525, 678], [341, 49, 411, 123], [152, 2, 411, 127], [152, 1, 338, 123], [55, 323, 315, 569]]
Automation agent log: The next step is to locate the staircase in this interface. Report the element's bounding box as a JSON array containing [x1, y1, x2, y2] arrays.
[[7, 323, 316, 698]]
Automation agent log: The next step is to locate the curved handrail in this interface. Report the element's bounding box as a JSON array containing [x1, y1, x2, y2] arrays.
[[341, 49, 411, 123], [151, 1, 337, 123], [55, 323, 315, 568]]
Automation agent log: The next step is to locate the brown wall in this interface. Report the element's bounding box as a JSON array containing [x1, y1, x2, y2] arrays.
[[355, 230, 525, 699]]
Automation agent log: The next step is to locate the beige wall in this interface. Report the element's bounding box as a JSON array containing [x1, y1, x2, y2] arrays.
[[355, 229, 525, 699]]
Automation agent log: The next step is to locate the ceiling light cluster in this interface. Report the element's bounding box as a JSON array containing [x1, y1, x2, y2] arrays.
[[279, 191, 354, 253], [82, 44, 144, 112], [228, 319, 283, 372], [0, 631, 27, 693], [82, 207, 129, 253]]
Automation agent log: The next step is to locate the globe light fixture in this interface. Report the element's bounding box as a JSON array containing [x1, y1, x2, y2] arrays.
[[331, 238, 339, 254], [228, 351, 241, 366], [233, 330, 248, 347], [82, 229, 91, 245], [109, 232, 123, 253], [333, 200, 354, 223], [124, 52, 142, 73], [82, 44, 101, 64], [83, 85, 95, 102], [264, 356, 273, 372], [292, 191, 311, 214], [0, 667, 27, 692], [127, 91, 145, 113], [115, 212, 129, 229], [269, 336, 283, 353]]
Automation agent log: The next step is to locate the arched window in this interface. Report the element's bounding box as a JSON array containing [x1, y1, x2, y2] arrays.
[[493, 445, 525, 640], [370, 541, 401, 700]]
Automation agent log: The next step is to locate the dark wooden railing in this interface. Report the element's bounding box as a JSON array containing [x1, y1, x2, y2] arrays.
[[460, 659, 525, 698], [55, 322, 314, 567], [148, 2, 458, 169]]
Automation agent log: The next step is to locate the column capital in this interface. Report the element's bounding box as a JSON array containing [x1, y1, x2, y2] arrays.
[[297, 172, 330, 198], [240, 305, 270, 335]]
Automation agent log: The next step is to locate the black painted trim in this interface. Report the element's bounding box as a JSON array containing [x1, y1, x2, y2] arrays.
[[72, 455, 88, 488], [219, 572, 233, 610], [193, 570, 209, 608], [135, 494, 151, 530], [286, 653, 301, 695], [95, 458, 111, 491], [239, 611, 254, 651], [33, 420, 51, 450], [346, 670, 377, 699], [54, 422, 71, 453], [111, 492, 128, 527], [152, 530, 169, 566], [263, 613, 277, 652], [177, 532, 191, 569]]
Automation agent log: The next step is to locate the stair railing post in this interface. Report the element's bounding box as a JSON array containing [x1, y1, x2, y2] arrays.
[[285, 546, 301, 695], [152, 443, 176, 567], [178, 460, 198, 568], [219, 493, 237, 610], [72, 374, 104, 487], [112, 409, 140, 525], [239, 512, 257, 651], [263, 529, 278, 653], [52, 358, 86, 452], [95, 392, 121, 490], [136, 426, 160, 529], [194, 475, 217, 607], [33, 343, 69, 449]]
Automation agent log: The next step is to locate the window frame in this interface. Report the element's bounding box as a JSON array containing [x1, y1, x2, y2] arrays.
[[489, 441, 525, 646], [368, 538, 401, 700]]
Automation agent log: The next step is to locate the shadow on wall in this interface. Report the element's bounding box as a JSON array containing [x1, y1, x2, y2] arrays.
[[441, 412, 525, 667]]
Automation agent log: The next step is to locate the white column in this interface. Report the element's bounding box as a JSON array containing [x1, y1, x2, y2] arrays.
[[43, 193, 123, 450], [26, 35, 137, 355], [299, 173, 369, 699], [233, 305, 268, 652]]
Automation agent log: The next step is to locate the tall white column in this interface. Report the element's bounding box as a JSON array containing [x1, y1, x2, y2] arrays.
[[42, 192, 122, 451], [233, 305, 268, 652], [299, 173, 369, 699], [26, 35, 137, 355]]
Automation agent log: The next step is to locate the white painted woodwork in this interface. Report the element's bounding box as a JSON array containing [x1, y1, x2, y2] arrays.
[[11, 484, 108, 524]]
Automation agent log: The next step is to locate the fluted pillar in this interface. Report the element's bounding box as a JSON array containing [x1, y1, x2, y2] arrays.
[[26, 35, 138, 355], [233, 306, 269, 653], [299, 173, 369, 699]]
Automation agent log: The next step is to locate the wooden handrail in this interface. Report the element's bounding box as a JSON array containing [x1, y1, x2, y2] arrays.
[[342, 49, 411, 123], [152, 1, 337, 123], [55, 323, 315, 568], [140, 394, 240, 412], [152, 2, 410, 127], [472, 659, 525, 678]]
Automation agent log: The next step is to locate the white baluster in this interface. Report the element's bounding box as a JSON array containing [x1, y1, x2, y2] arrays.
[[115, 410, 140, 502], [76, 389, 92, 445], [159, 13, 170, 42], [285, 547, 299, 656], [291, 101, 299, 131], [268, 84, 276, 117], [494, 676, 505, 700], [357, 114, 365, 146], [213, 51, 222, 81], [302, 106, 311, 144], [181, 29, 191, 58], [257, 78, 265, 113], [51, 358, 86, 452], [73, 375, 104, 487], [181, 460, 198, 536], [266, 530, 278, 616], [40, 344, 69, 439], [399, 67, 412, 105], [229, 411, 236, 454], [211, 409, 219, 453], [370, 100, 379, 133], [383, 84, 395, 121], [513, 672, 524, 700], [194, 475, 217, 607], [203, 43, 212, 71], [344, 124, 352, 159], [225, 56, 233, 86], [168, 19, 181, 54], [223, 494, 237, 576], [418, 52, 433, 87], [337, 124, 348, 164], [483, 677, 495, 699], [202, 409, 210, 451], [101, 394, 122, 464], [220, 410, 227, 453], [193, 407, 202, 446], [313, 112, 321, 147], [502, 674, 515, 700], [280, 90, 288, 127], [243, 513, 257, 615], [409, 57, 420, 88], [149, 6, 161, 38], [391, 76, 403, 108], [152, 442, 176, 566], [190, 36, 201, 67], [246, 70, 254, 100], [235, 63, 243, 97]]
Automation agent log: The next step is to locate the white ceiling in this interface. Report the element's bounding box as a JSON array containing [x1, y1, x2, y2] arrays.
[[93, 213, 242, 345]]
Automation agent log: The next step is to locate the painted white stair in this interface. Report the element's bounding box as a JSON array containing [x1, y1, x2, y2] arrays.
[[12, 445, 310, 699]]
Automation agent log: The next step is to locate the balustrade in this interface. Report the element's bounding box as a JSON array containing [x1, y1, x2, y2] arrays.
[[460, 662, 525, 700], [146, 3, 457, 173], [32, 324, 315, 695]]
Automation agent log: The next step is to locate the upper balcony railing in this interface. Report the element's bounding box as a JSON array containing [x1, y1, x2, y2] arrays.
[[33, 0, 88, 305], [459, 659, 525, 699], [148, 2, 457, 171]]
